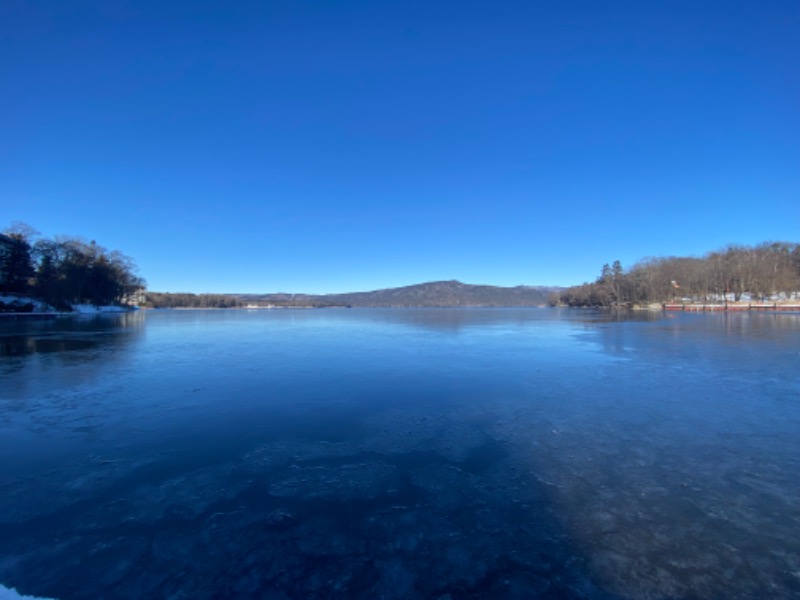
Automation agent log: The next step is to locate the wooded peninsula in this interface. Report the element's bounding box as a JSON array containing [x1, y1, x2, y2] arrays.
[[0, 224, 144, 311]]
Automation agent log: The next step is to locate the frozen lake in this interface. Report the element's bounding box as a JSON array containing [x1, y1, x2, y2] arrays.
[[1, 308, 799, 599]]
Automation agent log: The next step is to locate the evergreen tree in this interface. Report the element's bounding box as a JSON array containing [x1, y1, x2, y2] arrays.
[[0, 233, 35, 294]]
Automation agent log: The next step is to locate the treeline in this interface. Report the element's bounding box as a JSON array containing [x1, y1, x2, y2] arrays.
[[1, 224, 145, 310], [143, 292, 345, 308], [555, 242, 800, 307], [144, 292, 241, 309]]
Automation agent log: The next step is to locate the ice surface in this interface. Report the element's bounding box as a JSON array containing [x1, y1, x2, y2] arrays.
[[1, 309, 799, 598], [0, 585, 54, 600]]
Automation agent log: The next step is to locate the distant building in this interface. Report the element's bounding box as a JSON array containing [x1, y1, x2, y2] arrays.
[[124, 288, 147, 306]]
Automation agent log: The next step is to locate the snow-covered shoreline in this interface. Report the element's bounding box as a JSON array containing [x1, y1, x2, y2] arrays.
[[0, 295, 136, 317]]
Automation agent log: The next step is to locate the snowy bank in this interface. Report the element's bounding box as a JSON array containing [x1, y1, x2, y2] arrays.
[[0, 295, 136, 315], [0, 295, 52, 312]]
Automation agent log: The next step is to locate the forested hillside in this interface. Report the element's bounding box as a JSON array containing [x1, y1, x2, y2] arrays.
[[146, 281, 560, 309], [555, 242, 800, 307], [317, 280, 558, 307]]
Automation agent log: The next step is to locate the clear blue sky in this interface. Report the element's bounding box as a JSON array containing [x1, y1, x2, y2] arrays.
[[2, 1, 798, 293]]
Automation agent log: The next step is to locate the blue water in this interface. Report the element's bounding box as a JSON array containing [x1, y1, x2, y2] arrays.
[[1, 308, 799, 599]]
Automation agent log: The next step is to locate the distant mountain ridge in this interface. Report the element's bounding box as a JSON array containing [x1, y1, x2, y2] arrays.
[[239, 280, 562, 308]]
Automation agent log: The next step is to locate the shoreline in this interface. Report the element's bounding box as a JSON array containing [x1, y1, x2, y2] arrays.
[[0, 306, 138, 321], [663, 302, 800, 312]]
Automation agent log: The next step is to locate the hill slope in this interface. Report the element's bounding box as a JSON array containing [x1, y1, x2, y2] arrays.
[[242, 280, 562, 308]]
